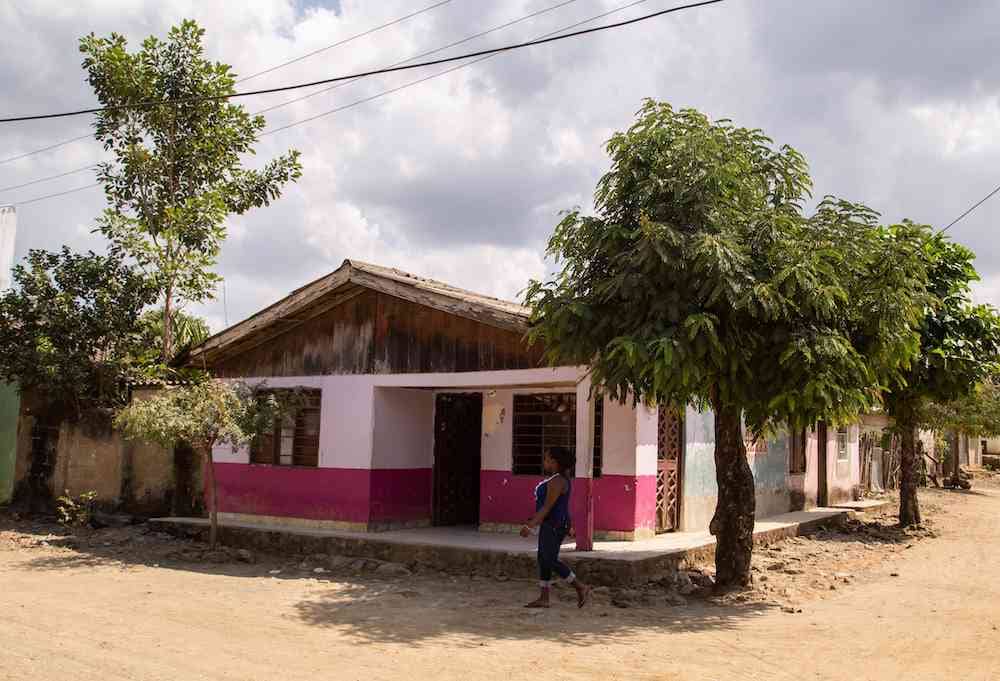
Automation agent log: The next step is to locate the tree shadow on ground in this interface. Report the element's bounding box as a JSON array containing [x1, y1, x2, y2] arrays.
[[290, 578, 779, 647], [3, 512, 782, 649]]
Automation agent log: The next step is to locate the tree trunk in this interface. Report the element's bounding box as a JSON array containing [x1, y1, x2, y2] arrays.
[[203, 446, 218, 549], [898, 421, 922, 527], [162, 286, 174, 364], [949, 430, 961, 486], [709, 401, 756, 588]]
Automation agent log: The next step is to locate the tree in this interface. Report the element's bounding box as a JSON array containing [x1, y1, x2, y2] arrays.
[[115, 380, 295, 547], [80, 20, 302, 362], [524, 101, 929, 586], [923, 379, 1000, 486], [139, 308, 211, 359], [0, 247, 155, 413], [884, 236, 1000, 525]]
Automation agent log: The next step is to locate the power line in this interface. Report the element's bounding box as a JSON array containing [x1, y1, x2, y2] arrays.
[[0, 132, 93, 166], [1, 0, 582, 188], [0, 163, 97, 194], [255, 0, 582, 115], [0, 0, 724, 124], [941, 183, 1000, 233], [10, 0, 712, 207], [262, 0, 660, 138], [14, 182, 102, 207], [236, 1, 451, 84], [0, 2, 452, 166]]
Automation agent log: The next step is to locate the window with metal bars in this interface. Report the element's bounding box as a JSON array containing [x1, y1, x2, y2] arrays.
[[250, 388, 322, 467], [789, 427, 807, 474], [836, 425, 850, 462], [512, 393, 576, 475], [592, 397, 604, 478]]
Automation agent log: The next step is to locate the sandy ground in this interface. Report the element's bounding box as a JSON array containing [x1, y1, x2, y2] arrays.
[[2, 483, 999, 681]]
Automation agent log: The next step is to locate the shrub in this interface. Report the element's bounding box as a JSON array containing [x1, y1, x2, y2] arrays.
[[56, 490, 98, 527]]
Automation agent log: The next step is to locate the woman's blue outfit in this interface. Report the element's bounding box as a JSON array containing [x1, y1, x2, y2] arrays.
[[534, 473, 575, 586]]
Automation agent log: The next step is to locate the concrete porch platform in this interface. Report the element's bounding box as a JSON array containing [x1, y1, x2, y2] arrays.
[[149, 507, 852, 586], [828, 499, 892, 514]]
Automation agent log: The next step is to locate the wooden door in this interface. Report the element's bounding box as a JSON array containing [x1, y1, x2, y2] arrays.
[[433, 393, 483, 526], [656, 407, 684, 532]]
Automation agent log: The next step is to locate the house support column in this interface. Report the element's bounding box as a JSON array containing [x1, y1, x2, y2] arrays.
[[574, 377, 595, 551]]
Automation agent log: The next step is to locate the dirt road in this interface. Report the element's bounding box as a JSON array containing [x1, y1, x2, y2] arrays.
[[2, 487, 999, 681]]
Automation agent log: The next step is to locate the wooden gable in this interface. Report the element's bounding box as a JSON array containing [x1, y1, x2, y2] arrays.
[[209, 289, 544, 378]]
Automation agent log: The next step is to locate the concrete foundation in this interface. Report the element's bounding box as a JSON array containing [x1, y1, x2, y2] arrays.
[[150, 507, 852, 586]]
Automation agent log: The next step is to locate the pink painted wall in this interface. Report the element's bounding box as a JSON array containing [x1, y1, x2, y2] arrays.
[[213, 463, 371, 523], [369, 468, 432, 523], [479, 470, 656, 533], [213, 463, 432, 526]]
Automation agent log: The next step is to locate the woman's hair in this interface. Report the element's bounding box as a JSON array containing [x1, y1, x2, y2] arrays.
[[546, 446, 576, 473]]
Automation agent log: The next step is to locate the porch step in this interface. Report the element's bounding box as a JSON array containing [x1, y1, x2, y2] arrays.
[[149, 507, 852, 587], [828, 499, 892, 514]]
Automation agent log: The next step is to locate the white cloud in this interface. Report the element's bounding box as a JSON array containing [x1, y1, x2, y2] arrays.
[[3, 0, 1000, 336]]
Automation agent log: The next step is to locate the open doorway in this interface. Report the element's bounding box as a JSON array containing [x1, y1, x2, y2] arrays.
[[817, 422, 829, 507], [432, 393, 483, 526]]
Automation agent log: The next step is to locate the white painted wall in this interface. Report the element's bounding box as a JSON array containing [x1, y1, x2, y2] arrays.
[[371, 388, 434, 469], [212, 367, 587, 471], [635, 404, 658, 477], [602, 397, 638, 477], [482, 389, 513, 471]]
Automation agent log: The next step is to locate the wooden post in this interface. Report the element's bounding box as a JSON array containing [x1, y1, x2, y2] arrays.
[[575, 377, 595, 551]]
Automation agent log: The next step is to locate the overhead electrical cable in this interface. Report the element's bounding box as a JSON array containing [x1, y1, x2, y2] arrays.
[[0, 0, 725, 124], [261, 0, 661, 138], [8, 0, 724, 206], [236, 1, 452, 84], [941, 183, 1000, 233], [255, 0, 582, 115], [0, 1, 452, 166], [0, 0, 582, 190]]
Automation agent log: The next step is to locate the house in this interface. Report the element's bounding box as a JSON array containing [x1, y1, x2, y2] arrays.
[[188, 259, 865, 548]]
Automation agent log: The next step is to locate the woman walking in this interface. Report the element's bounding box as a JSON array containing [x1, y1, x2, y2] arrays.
[[520, 446, 590, 608]]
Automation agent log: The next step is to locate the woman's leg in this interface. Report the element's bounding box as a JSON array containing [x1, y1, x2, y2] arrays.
[[526, 527, 557, 607], [551, 528, 591, 608]]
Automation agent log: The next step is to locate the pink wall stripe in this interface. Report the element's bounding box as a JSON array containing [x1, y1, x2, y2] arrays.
[[213, 464, 432, 525], [214, 463, 371, 523], [370, 468, 432, 522], [480, 470, 657, 532]]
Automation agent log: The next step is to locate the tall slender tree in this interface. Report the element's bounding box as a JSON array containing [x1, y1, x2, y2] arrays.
[[80, 20, 302, 361], [525, 101, 930, 586], [884, 236, 1000, 524]]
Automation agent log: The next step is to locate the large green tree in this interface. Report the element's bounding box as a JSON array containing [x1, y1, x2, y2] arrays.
[[80, 20, 302, 361], [885, 237, 1000, 524], [0, 247, 155, 413], [525, 101, 929, 586]]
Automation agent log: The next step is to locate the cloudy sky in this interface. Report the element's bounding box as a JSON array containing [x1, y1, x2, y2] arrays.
[[1, 0, 998, 331]]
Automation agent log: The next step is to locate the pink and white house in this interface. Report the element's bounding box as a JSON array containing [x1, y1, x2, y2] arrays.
[[190, 260, 862, 549]]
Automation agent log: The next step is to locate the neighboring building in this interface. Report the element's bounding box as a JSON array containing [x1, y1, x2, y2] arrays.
[[0, 205, 18, 504], [187, 259, 865, 546], [10, 387, 188, 516]]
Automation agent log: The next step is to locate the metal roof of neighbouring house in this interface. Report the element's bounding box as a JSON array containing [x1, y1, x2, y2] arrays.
[[187, 259, 532, 367]]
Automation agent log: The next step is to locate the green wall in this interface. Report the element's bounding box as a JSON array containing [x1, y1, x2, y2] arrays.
[[0, 382, 18, 504]]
